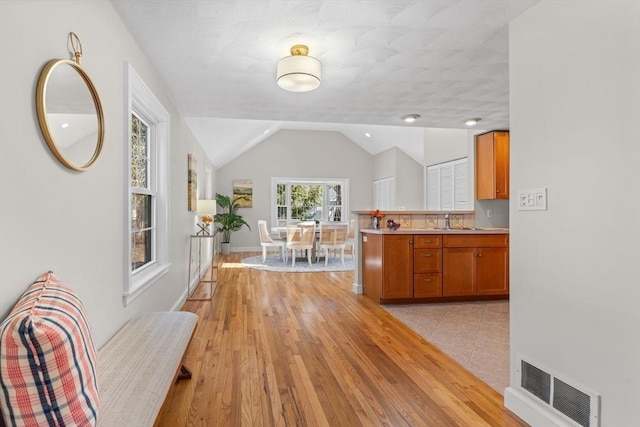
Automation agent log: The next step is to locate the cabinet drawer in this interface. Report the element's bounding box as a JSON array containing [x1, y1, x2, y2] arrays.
[[414, 273, 442, 298], [414, 249, 442, 273], [413, 235, 442, 248], [443, 234, 508, 248]]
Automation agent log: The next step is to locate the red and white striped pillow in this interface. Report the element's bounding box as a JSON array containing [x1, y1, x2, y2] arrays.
[[0, 272, 99, 426]]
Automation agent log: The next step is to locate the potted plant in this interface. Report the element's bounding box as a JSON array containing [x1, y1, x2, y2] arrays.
[[214, 193, 251, 254]]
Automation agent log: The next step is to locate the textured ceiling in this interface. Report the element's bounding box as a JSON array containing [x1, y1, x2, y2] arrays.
[[110, 0, 538, 167]]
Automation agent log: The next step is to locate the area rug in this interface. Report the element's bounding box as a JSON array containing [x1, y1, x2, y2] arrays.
[[241, 255, 354, 272]]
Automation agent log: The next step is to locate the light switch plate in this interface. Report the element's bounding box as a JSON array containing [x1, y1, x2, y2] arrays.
[[517, 188, 547, 211]]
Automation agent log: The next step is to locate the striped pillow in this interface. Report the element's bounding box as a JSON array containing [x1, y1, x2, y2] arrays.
[[0, 272, 99, 426]]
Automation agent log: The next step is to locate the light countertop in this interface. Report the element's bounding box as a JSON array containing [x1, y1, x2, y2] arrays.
[[360, 228, 509, 235]]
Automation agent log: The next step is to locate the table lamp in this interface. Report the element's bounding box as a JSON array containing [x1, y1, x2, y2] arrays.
[[196, 199, 216, 235]]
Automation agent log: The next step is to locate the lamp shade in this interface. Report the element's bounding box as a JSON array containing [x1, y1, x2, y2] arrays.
[[196, 199, 216, 215], [277, 45, 321, 92]]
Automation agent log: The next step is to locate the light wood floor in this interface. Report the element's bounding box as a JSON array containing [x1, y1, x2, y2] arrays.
[[158, 252, 527, 426]]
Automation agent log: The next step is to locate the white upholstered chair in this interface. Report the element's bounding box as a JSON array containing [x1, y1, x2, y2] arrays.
[[317, 222, 348, 266], [286, 221, 316, 267], [258, 220, 286, 263], [344, 219, 356, 258]]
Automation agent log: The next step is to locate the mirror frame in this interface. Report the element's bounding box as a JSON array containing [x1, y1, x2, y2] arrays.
[[35, 58, 105, 171]]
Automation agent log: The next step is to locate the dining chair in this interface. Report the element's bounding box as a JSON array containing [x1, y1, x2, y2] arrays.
[[286, 221, 316, 267], [345, 218, 356, 258], [317, 222, 348, 266], [258, 220, 286, 263]]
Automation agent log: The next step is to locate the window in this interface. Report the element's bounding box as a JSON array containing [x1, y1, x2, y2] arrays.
[[124, 64, 170, 305], [426, 158, 469, 211], [373, 177, 394, 210], [272, 178, 348, 225]]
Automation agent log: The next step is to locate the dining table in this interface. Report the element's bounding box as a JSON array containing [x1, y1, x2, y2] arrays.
[[271, 223, 324, 263]]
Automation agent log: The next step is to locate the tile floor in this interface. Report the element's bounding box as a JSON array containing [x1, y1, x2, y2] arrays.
[[383, 300, 510, 394]]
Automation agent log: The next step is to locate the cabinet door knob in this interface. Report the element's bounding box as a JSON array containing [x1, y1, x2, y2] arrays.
[[409, 240, 413, 244]]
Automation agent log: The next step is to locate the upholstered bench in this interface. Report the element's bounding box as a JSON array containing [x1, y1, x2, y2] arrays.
[[0, 272, 198, 427], [98, 311, 198, 426]]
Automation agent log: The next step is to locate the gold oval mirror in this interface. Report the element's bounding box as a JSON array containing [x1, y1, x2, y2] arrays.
[[36, 33, 104, 171]]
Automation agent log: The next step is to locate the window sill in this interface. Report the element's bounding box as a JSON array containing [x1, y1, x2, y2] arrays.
[[123, 262, 171, 306]]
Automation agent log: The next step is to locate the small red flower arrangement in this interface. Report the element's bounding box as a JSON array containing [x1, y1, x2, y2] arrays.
[[370, 209, 384, 219]]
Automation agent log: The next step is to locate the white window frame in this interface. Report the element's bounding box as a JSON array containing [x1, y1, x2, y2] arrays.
[[271, 177, 349, 225], [426, 157, 469, 211], [124, 64, 171, 306]]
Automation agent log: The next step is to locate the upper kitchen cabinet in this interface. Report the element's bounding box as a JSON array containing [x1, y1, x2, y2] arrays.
[[475, 131, 510, 200]]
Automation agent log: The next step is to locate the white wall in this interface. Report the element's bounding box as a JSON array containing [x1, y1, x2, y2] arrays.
[[393, 148, 423, 210], [506, 1, 640, 426], [372, 147, 423, 210], [423, 127, 468, 166], [216, 129, 373, 250], [0, 0, 215, 347]]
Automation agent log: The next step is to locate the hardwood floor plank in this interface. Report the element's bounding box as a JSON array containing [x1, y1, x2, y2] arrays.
[[158, 253, 527, 427]]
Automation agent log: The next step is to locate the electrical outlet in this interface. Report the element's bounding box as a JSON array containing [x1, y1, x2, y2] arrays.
[[487, 209, 493, 218]]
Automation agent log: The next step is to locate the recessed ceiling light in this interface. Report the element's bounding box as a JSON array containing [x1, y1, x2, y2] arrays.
[[61, 123, 69, 129], [364, 132, 371, 138], [401, 114, 420, 123], [465, 118, 481, 126], [263, 129, 270, 135]]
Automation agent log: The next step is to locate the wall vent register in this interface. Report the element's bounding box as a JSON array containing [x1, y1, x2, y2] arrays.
[[519, 359, 600, 427]]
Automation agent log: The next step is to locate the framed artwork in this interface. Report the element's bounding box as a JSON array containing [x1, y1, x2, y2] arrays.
[[187, 154, 197, 211], [233, 179, 252, 208]]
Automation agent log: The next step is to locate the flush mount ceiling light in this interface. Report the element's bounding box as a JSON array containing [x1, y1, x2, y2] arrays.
[[277, 44, 321, 92], [465, 118, 481, 126], [401, 114, 420, 123]]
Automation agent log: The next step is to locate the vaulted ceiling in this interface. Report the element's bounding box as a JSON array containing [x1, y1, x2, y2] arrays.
[[110, 0, 539, 167]]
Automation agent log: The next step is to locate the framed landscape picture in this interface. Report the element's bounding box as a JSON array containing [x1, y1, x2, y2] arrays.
[[233, 179, 252, 208], [188, 154, 197, 211]]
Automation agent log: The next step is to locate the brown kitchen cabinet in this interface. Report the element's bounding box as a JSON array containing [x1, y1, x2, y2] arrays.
[[476, 131, 509, 199], [382, 234, 414, 299], [362, 233, 413, 302], [413, 234, 442, 298], [362, 231, 508, 304], [443, 234, 509, 297]]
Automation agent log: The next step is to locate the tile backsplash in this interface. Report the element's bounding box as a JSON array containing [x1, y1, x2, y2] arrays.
[[356, 211, 475, 229]]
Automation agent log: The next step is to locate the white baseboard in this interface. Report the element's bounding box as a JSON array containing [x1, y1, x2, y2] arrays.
[[171, 288, 188, 311], [504, 387, 568, 427]]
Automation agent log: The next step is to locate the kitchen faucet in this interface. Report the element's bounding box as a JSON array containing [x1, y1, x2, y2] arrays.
[[445, 212, 451, 229]]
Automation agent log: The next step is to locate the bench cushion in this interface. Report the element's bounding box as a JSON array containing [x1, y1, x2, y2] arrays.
[[0, 272, 99, 426], [97, 311, 198, 426]]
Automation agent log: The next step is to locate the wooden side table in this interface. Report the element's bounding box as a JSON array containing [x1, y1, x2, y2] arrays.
[[187, 234, 216, 301]]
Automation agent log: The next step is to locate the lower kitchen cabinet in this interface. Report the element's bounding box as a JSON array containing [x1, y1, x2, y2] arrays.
[[414, 273, 442, 297], [443, 235, 509, 297], [381, 234, 414, 299], [362, 232, 508, 304], [362, 233, 413, 301]]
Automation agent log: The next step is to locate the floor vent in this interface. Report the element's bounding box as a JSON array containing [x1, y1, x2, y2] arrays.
[[519, 359, 600, 427]]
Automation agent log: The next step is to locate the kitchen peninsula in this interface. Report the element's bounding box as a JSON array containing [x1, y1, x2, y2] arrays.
[[353, 212, 509, 304]]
